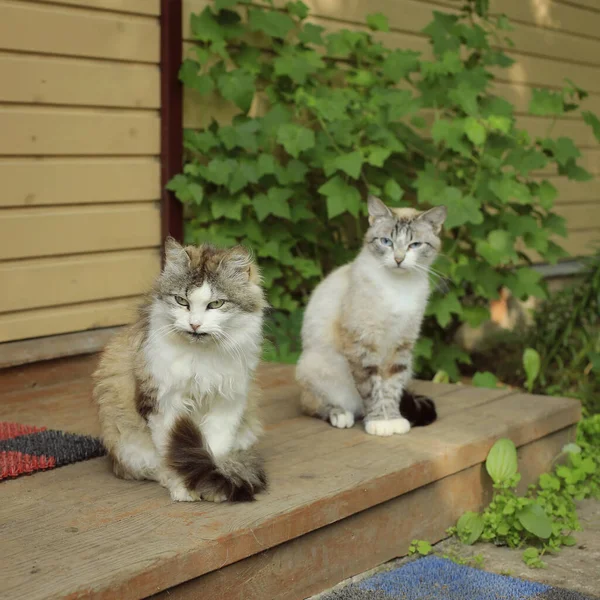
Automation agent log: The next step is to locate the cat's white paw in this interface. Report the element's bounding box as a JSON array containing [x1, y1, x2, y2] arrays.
[[365, 418, 411, 437], [169, 483, 199, 502], [201, 490, 228, 503], [329, 410, 355, 429]]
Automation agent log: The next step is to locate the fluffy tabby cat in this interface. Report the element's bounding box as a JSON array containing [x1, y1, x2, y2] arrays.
[[296, 195, 447, 436], [93, 239, 268, 502]]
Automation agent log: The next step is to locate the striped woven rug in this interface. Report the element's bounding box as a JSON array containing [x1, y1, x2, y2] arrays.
[[0, 421, 105, 481]]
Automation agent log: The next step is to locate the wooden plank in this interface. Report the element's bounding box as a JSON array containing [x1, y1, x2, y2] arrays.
[[155, 427, 576, 600], [0, 297, 141, 342], [0, 203, 161, 260], [561, 229, 600, 256], [0, 157, 160, 207], [490, 0, 600, 41], [557, 0, 599, 13], [33, 0, 160, 15], [546, 174, 600, 204], [0, 352, 98, 394], [0, 52, 160, 108], [0, 0, 159, 63], [0, 249, 160, 313], [555, 203, 600, 231], [0, 107, 160, 156], [517, 116, 599, 148], [0, 332, 112, 370], [0, 384, 580, 599]]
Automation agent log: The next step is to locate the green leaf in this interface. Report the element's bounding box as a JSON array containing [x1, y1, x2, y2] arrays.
[[286, 0, 309, 19], [382, 50, 420, 82], [363, 146, 392, 167], [298, 23, 324, 45], [384, 179, 404, 202], [333, 151, 364, 179], [253, 188, 293, 221], [215, 0, 238, 10], [487, 115, 512, 134], [217, 70, 255, 113], [517, 503, 552, 539], [523, 348, 541, 392], [199, 158, 237, 185], [257, 153, 277, 176], [179, 60, 214, 94], [166, 174, 193, 203], [529, 88, 564, 116], [490, 178, 533, 205], [473, 371, 499, 389], [191, 7, 224, 43], [277, 124, 315, 158], [486, 438, 518, 485], [542, 137, 580, 167], [211, 194, 243, 220], [318, 176, 361, 218], [248, 9, 295, 38], [537, 181, 558, 210], [415, 540, 432, 556], [582, 111, 600, 143], [274, 48, 324, 84], [426, 291, 462, 327], [464, 117, 486, 145], [432, 370, 450, 384], [456, 511, 484, 545], [444, 192, 484, 229], [366, 12, 389, 32], [477, 230, 515, 266]]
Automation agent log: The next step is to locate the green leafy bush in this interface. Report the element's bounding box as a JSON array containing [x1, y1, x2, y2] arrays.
[[173, 0, 599, 371], [450, 424, 600, 567]]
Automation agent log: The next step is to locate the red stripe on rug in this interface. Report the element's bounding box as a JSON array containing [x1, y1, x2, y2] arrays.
[[0, 451, 56, 480], [0, 422, 47, 441]]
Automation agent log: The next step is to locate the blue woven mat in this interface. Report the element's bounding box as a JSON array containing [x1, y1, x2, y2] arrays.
[[322, 556, 598, 600]]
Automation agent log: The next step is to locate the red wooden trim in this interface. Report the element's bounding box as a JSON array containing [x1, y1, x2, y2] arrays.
[[160, 0, 184, 250]]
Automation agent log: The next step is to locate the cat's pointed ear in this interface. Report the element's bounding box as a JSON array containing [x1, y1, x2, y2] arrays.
[[367, 194, 393, 224], [418, 206, 447, 234], [224, 246, 259, 283], [164, 237, 190, 270]]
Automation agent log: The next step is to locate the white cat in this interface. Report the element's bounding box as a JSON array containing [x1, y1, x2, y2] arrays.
[[296, 195, 446, 436]]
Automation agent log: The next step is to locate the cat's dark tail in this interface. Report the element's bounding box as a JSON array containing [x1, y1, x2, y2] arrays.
[[167, 416, 267, 502], [399, 390, 437, 427]]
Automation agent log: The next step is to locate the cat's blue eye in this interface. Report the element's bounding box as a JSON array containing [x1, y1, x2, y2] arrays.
[[380, 237, 393, 247], [408, 242, 422, 250], [174, 295, 189, 308]]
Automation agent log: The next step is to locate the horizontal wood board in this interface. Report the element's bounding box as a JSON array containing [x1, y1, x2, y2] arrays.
[[0, 0, 162, 344], [0, 361, 581, 600]]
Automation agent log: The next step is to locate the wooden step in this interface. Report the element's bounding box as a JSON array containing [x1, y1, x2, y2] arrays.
[[0, 356, 581, 600]]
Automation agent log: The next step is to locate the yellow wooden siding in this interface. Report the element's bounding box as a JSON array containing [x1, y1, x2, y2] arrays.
[[0, 0, 161, 344], [33, 0, 160, 15], [0, 1, 159, 62], [0, 53, 160, 108], [182, 0, 600, 258], [0, 158, 161, 207], [0, 298, 142, 343], [0, 107, 160, 155], [0, 204, 161, 260], [0, 249, 160, 313]]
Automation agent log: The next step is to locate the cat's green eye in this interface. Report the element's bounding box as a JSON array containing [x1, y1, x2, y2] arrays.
[[174, 295, 189, 308], [207, 299, 225, 310]]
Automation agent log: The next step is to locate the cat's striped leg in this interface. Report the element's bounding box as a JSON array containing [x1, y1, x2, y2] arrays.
[[361, 341, 414, 437]]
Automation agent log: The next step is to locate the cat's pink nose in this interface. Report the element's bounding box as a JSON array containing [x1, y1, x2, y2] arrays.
[[190, 322, 201, 332], [395, 258, 404, 266]]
